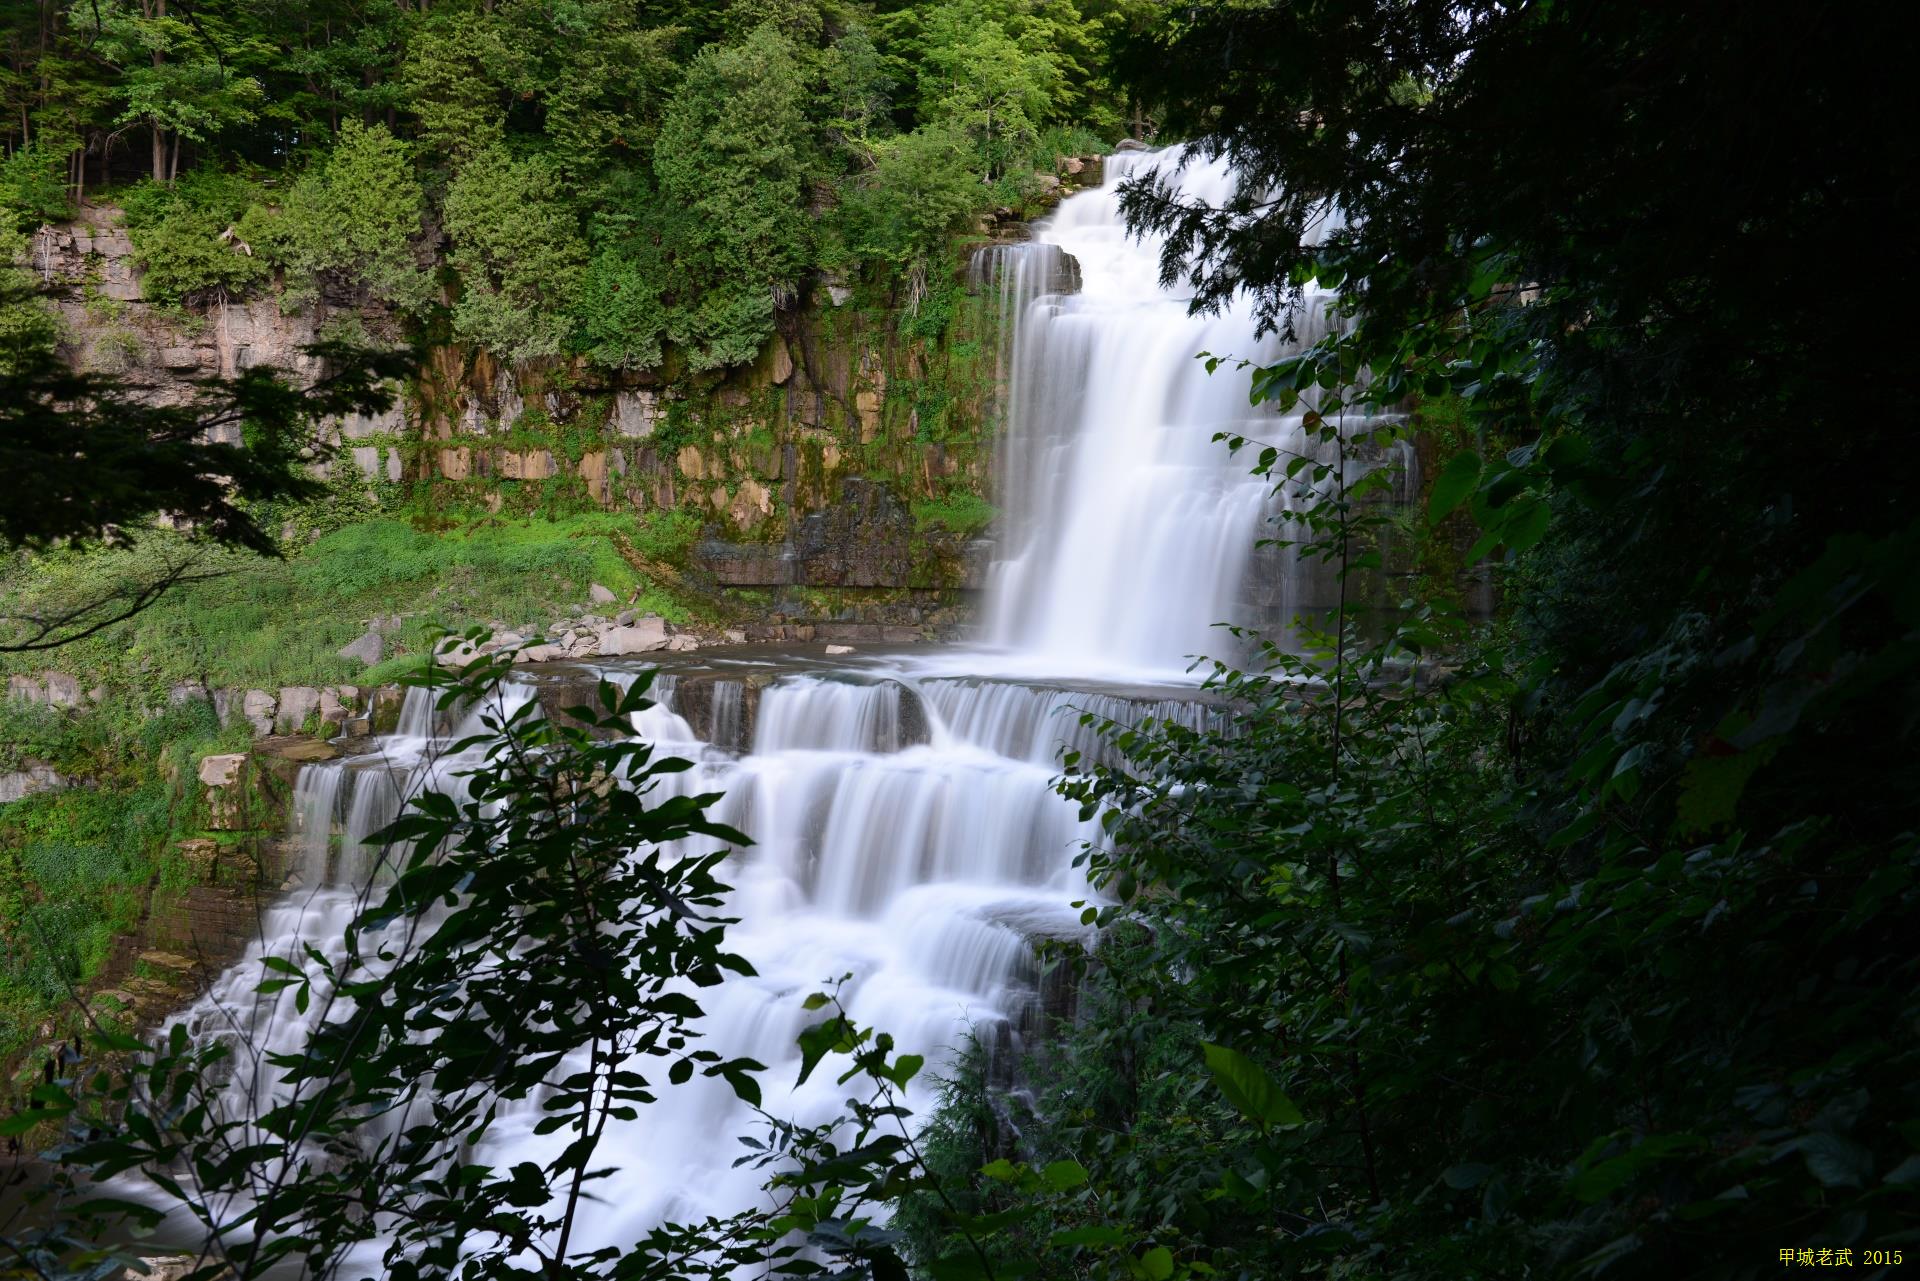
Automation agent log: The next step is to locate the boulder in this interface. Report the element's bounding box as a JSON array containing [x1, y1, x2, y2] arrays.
[[588, 582, 616, 604], [436, 637, 480, 668], [597, 617, 669, 656], [275, 686, 321, 734], [518, 644, 568, 663], [318, 686, 357, 724], [338, 630, 383, 667], [44, 672, 82, 707], [819, 271, 854, 306], [256, 736, 339, 763], [615, 609, 637, 626], [197, 753, 247, 787], [240, 690, 276, 735], [0, 765, 65, 803], [177, 838, 219, 879], [666, 635, 699, 652], [825, 644, 855, 655], [613, 389, 659, 438], [371, 686, 407, 734]]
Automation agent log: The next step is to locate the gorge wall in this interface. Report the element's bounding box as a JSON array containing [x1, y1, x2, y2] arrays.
[[29, 181, 1112, 629]]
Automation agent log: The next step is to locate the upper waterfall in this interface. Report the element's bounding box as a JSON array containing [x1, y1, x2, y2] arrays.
[[979, 146, 1333, 677]]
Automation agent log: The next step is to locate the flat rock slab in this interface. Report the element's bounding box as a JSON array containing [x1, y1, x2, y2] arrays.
[[598, 618, 669, 656], [255, 736, 340, 762], [197, 753, 247, 786]]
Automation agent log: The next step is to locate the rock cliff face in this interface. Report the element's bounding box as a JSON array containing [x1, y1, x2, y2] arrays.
[[34, 206, 330, 423], [33, 201, 1031, 604]]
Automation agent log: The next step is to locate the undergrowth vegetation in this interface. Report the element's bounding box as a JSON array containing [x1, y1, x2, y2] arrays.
[[0, 698, 243, 1062]]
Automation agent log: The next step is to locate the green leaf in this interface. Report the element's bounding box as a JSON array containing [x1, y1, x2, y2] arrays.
[[1800, 1132, 1873, 1189], [722, 1067, 761, 1108], [1041, 1159, 1089, 1190], [1201, 1043, 1302, 1128], [0, 1110, 55, 1137], [1137, 1246, 1175, 1280], [1051, 1224, 1128, 1247], [1428, 450, 1482, 523], [796, 1017, 850, 1086]]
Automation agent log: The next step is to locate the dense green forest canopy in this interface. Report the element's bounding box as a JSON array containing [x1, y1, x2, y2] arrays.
[[0, 0, 1139, 369]]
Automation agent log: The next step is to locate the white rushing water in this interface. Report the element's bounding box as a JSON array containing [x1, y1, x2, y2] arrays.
[[979, 146, 1356, 678], [170, 145, 1346, 1263]]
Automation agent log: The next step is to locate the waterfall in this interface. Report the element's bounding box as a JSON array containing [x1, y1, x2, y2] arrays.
[[166, 144, 1339, 1261], [980, 148, 1408, 673]]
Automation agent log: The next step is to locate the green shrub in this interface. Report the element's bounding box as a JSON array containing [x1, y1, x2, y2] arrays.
[[837, 126, 983, 278], [652, 25, 813, 371], [0, 141, 73, 231], [911, 490, 995, 536], [259, 122, 432, 310], [119, 169, 272, 305]]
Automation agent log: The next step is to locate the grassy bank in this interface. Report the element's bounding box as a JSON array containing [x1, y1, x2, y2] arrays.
[[0, 508, 703, 697], [0, 503, 705, 1067]]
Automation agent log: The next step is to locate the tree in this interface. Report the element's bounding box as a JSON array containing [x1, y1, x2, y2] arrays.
[[261, 119, 431, 310], [913, 3, 1058, 182], [924, 2, 1920, 1275], [0, 316, 408, 650], [652, 24, 813, 370], [442, 145, 587, 363], [837, 124, 979, 291], [397, 8, 509, 161], [83, 0, 269, 182], [117, 167, 271, 304], [489, 0, 681, 185]]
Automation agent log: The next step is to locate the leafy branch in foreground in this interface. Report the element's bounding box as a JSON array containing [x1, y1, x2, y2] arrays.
[[3, 641, 759, 1279], [0, 319, 410, 558]]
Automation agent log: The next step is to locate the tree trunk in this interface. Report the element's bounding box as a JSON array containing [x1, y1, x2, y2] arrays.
[[151, 0, 169, 181]]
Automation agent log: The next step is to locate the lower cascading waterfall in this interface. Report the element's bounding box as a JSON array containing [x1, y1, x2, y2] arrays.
[[178, 667, 1207, 1252]]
